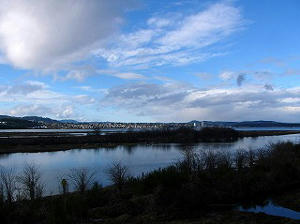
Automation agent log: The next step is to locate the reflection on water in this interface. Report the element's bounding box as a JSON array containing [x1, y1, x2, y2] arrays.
[[238, 200, 300, 220], [0, 144, 182, 194], [0, 134, 299, 194]]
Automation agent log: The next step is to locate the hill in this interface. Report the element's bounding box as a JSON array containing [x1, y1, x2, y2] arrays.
[[190, 120, 300, 127], [0, 117, 38, 129], [22, 116, 60, 124], [60, 119, 79, 124]]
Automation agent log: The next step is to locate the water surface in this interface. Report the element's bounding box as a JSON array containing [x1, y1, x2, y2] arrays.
[[238, 200, 300, 220], [0, 134, 299, 194]]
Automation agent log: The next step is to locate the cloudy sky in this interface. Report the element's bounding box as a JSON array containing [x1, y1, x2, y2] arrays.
[[0, 0, 299, 122]]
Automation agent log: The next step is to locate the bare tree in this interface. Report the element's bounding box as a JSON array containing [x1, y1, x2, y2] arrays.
[[0, 181, 3, 204], [0, 167, 17, 203], [247, 150, 256, 168], [68, 168, 95, 193], [107, 162, 129, 191], [235, 150, 247, 171], [217, 151, 232, 170], [179, 147, 203, 176], [202, 150, 218, 171], [17, 163, 44, 200]]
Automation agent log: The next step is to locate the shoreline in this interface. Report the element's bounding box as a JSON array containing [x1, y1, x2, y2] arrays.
[[239, 130, 300, 137], [0, 129, 299, 154]]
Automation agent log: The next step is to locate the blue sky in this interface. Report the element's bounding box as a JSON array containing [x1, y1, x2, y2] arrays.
[[0, 0, 299, 122]]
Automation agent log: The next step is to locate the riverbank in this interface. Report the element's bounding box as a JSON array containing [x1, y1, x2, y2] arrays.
[[274, 189, 300, 212], [0, 142, 133, 153], [91, 210, 299, 224], [0, 127, 299, 154], [239, 130, 300, 137]]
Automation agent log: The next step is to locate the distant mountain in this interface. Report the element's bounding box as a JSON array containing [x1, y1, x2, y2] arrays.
[[60, 119, 79, 124], [233, 121, 300, 127], [22, 116, 80, 124], [0, 115, 12, 119], [21, 116, 60, 124], [189, 120, 300, 127], [189, 120, 201, 124], [0, 115, 82, 128]]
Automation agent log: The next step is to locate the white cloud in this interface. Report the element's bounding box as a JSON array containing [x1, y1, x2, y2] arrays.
[[113, 72, 145, 79], [0, 1, 244, 73], [120, 29, 155, 49], [218, 70, 277, 87], [77, 86, 107, 94], [64, 70, 90, 82], [101, 82, 300, 122], [147, 17, 171, 28], [158, 3, 242, 48], [73, 95, 96, 105], [10, 104, 53, 116], [219, 71, 235, 80], [96, 2, 244, 68], [0, 81, 99, 119], [97, 70, 145, 80], [0, 0, 133, 71], [9, 104, 76, 119], [0, 80, 48, 97], [2, 78, 299, 122], [57, 105, 74, 119]]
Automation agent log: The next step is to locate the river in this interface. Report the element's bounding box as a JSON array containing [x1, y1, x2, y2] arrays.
[[0, 133, 299, 195]]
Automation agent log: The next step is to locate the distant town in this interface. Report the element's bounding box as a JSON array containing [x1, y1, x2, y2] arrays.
[[0, 115, 300, 129]]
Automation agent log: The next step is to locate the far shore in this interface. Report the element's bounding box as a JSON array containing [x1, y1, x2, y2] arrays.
[[0, 128, 299, 154], [239, 130, 300, 137]]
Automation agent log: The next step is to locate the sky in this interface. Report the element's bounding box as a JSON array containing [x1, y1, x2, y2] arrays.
[[0, 0, 299, 122]]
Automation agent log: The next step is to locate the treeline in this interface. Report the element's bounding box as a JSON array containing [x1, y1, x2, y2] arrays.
[[0, 142, 299, 223], [0, 118, 37, 129], [0, 127, 239, 147]]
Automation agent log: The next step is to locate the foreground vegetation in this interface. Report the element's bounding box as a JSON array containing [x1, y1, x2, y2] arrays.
[[0, 142, 299, 223]]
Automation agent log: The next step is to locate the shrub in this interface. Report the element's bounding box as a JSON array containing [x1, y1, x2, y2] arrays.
[[68, 168, 95, 193], [17, 163, 44, 200], [107, 162, 129, 191], [0, 167, 17, 203]]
